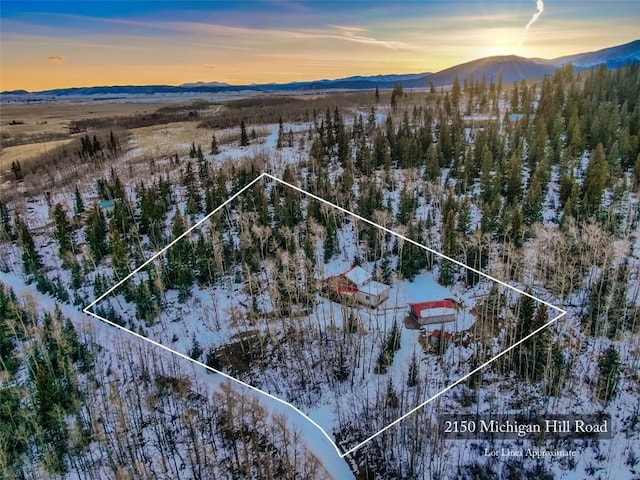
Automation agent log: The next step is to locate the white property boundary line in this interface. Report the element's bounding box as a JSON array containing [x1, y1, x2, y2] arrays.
[[84, 172, 567, 459]]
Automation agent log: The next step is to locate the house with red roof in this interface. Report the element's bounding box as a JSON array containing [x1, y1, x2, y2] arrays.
[[323, 265, 390, 307]]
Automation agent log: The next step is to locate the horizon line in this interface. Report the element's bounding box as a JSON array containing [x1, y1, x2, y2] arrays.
[[4, 38, 638, 94]]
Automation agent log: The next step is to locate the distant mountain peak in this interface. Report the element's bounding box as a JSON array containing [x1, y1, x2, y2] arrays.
[[1, 89, 31, 95], [180, 81, 231, 88], [548, 39, 640, 68]]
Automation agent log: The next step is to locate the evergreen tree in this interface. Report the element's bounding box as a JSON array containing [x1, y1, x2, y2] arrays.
[[92, 135, 102, 156], [581, 143, 608, 217], [505, 204, 525, 248], [399, 223, 428, 280], [504, 152, 522, 204], [183, 161, 202, 215], [274, 167, 302, 228], [510, 82, 519, 111], [596, 346, 620, 403], [562, 181, 581, 221], [108, 223, 130, 281], [336, 124, 350, 166], [324, 108, 334, 149], [397, 188, 417, 225], [368, 106, 377, 131], [558, 174, 576, 208], [479, 147, 495, 203], [439, 210, 457, 285], [86, 205, 108, 262], [240, 120, 249, 146], [10, 160, 23, 180], [386, 319, 401, 353], [210, 133, 220, 155], [164, 209, 194, 302], [357, 180, 384, 219], [524, 304, 550, 381], [355, 137, 373, 175], [390, 83, 403, 110], [465, 231, 488, 285], [52, 204, 75, 259], [108, 130, 119, 157], [451, 74, 461, 110], [0, 200, 13, 240], [566, 111, 584, 161], [110, 198, 133, 236], [73, 186, 85, 216], [456, 197, 472, 238], [380, 255, 392, 284], [522, 174, 544, 225], [17, 218, 41, 276], [512, 293, 552, 382], [373, 133, 391, 169], [138, 182, 169, 246], [516, 292, 536, 338], [606, 263, 629, 338], [424, 143, 440, 181], [302, 230, 315, 264], [323, 215, 339, 263], [133, 277, 160, 323], [407, 352, 420, 387], [333, 350, 349, 382], [277, 117, 284, 149], [480, 199, 500, 235], [189, 336, 203, 361]]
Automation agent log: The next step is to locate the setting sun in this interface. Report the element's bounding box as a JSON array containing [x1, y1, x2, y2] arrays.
[[471, 28, 527, 59]]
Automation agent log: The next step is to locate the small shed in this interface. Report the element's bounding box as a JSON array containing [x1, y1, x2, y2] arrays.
[[430, 329, 453, 353], [409, 299, 456, 325], [356, 280, 390, 308], [99, 199, 116, 217]]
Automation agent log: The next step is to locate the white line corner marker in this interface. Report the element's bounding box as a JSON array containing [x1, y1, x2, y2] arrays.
[[84, 172, 567, 458]]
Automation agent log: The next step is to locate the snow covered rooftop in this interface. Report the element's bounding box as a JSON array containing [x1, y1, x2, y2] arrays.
[[409, 299, 456, 319], [358, 280, 390, 295], [342, 265, 371, 287]]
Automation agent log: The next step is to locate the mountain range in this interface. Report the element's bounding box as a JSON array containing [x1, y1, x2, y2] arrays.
[[2, 39, 638, 98]]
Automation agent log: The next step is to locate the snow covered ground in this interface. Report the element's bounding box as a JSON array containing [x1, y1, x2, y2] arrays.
[[83, 175, 563, 455], [0, 270, 356, 479]]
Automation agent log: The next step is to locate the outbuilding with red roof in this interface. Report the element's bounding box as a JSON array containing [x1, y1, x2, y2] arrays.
[[408, 299, 457, 325]]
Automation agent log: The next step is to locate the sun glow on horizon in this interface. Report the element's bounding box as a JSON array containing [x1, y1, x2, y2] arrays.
[[472, 28, 528, 59], [1, 2, 638, 91]]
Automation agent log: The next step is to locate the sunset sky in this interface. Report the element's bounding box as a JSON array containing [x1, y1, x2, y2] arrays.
[[1, 1, 639, 91]]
